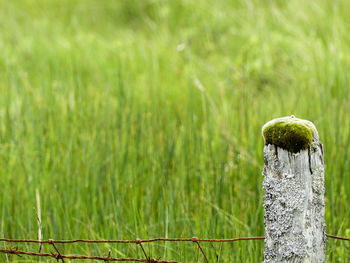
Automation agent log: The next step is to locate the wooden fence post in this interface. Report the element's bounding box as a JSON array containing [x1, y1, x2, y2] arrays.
[[262, 116, 326, 262]]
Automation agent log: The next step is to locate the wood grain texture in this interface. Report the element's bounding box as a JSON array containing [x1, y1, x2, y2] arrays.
[[263, 132, 325, 262]]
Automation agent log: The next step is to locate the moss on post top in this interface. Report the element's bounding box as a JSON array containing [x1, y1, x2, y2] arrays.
[[262, 116, 317, 153]]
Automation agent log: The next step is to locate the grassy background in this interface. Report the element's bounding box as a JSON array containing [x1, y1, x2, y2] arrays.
[[1, 0, 350, 261]]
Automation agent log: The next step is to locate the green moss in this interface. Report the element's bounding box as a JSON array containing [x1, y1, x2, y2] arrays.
[[262, 116, 316, 153]]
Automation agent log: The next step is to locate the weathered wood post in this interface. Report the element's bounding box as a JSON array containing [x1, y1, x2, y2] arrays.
[[262, 116, 326, 263]]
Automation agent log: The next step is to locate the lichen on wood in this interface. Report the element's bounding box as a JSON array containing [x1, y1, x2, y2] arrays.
[[262, 116, 317, 153]]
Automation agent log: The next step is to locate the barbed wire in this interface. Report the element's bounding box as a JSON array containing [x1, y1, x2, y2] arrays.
[[0, 236, 265, 244], [0, 234, 348, 262], [0, 248, 185, 262], [0, 236, 264, 262], [325, 234, 350, 241]]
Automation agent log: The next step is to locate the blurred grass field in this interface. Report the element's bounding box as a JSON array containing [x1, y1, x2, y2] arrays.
[[1, 0, 350, 262]]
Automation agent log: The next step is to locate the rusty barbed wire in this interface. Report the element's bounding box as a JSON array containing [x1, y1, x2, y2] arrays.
[[0, 236, 264, 244], [325, 234, 350, 241], [0, 248, 182, 262], [1, 235, 348, 244], [0, 234, 348, 262], [191, 237, 209, 263], [0, 236, 265, 262]]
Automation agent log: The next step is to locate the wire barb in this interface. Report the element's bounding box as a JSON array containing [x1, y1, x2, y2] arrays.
[[137, 238, 151, 263], [104, 250, 112, 262], [49, 239, 65, 263], [192, 237, 209, 263]]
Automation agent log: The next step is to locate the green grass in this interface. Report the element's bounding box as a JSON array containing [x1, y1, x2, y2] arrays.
[[0, 0, 350, 262]]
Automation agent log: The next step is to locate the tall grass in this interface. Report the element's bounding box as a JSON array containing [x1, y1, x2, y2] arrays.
[[0, 0, 349, 261]]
